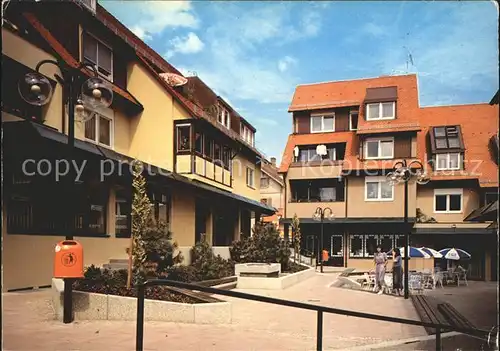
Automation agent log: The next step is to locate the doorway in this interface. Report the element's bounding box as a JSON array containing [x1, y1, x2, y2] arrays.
[[328, 234, 344, 267]]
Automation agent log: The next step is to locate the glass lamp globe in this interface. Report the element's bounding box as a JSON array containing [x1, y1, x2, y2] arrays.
[[18, 72, 53, 106]]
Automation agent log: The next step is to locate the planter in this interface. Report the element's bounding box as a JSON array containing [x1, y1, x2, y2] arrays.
[[51, 278, 231, 324], [236, 264, 316, 290]]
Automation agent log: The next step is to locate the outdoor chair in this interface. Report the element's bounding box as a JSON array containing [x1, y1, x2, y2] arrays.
[[409, 273, 424, 295], [383, 275, 393, 294], [456, 267, 468, 286], [432, 271, 444, 289], [361, 273, 374, 290]]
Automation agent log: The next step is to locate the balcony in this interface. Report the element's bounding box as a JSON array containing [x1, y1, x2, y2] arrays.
[[286, 178, 346, 218]]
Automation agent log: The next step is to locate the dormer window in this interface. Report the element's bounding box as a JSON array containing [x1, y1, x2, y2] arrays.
[[366, 102, 395, 120], [241, 124, 254, 146], [429, 125, 465, 152], [311, 114, 335, 133], [364, 86, 397, 121], [217, 105, 230, 129], [82, 32, 113, 81]]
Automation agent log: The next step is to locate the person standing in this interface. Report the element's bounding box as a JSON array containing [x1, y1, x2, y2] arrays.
[[392, 248, 403, 296], [373, 245, 388, 295]]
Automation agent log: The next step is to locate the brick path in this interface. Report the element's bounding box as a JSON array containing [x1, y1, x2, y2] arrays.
[[3, 273, 425, 350]]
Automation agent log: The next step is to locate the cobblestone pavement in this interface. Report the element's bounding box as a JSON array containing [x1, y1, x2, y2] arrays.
[[3, 273, 425, 350]]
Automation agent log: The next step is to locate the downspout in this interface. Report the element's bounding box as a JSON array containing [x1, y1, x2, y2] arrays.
[[344, 175, 348, 267]]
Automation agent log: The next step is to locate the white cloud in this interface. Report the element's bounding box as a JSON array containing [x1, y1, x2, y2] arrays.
[[278, 56, 297, 72], [165, 32, 204, 58], [130, 25, 152, 41], [101, 1, 199, 39], [177, 3, 323, 104]]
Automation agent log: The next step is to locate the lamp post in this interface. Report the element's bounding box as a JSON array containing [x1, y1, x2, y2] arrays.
[[313, 207, 334, 273], [18, 59, 113, 323], [386, 160, 430, 299]]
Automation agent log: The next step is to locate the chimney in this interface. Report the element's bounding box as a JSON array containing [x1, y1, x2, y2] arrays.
[[270, 157, 276, 167]]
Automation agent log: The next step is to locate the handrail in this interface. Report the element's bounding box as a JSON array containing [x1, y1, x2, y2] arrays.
[[136, 279, 491, 351]]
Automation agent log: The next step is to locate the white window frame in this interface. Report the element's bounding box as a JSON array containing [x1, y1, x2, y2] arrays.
[[366, 102, 395, 121], [84, 107, 114, 149], [246, 167, 255, 188], [81, 31, 114, 82], [241, 124, 254, 146], [433, 188, 463, 213], [349, 110, 358, 131], [310, 113, 335, 133], [217, 105, 231, 129], [435, 153, 461, 171], [365, 176, 394, 202], [364, 137, 394, 159]]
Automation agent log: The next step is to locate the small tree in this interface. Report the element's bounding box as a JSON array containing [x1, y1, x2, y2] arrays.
[[127, 161, 182, 288], [291, 214, 301, 263]]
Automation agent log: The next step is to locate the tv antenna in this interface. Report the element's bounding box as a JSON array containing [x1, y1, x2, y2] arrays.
[[403, 46, 415, 72]]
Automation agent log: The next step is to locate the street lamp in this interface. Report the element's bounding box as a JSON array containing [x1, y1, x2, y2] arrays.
[[18, 59, 113, 323], [313, 207, 335, 273], [386, 160, 430, 299]]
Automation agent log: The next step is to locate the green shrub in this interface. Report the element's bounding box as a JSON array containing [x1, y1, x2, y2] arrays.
[[189, 240, 234, 281], [230, 221, 291, 271]]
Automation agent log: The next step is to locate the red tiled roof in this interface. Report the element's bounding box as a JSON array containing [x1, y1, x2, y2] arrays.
[[22, 12, 142, 108], [289, 74, 418, 111], [261, 160, 283, 185], [418, 103, 499, 187]]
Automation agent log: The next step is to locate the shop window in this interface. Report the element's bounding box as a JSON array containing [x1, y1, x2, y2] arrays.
[[350, 235, 363, 257]]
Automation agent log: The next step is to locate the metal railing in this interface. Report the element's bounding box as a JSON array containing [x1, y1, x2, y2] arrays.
[[136, 279, 492, 351]]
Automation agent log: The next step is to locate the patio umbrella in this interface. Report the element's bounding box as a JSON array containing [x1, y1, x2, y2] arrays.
[[387, 247, 431, 258], [419, 247, 443, 258], [438, 248, 471, 260]]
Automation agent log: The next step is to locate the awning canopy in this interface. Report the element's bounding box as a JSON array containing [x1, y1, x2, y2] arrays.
[[364, 86, 398, 103], [3, 120, 275, 215], [464, 200, 498, 222]]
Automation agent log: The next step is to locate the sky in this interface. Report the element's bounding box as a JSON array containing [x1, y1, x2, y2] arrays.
[[101, 0, 499, 163]]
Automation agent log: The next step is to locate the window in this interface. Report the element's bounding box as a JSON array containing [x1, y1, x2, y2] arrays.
[[195, 132, 203, 154], [434, 189, 463, 213], [431, 126, 463, 151], [350, 235, 363, 257], [246, 167, 255, 188], [349, 234, 401, 258], [176, 124, 191, 152], [115, 191, 131, 237], [349, 111, 358, 131], [82, 32, 113, 81], [311, 114, 335, 133], [365, 176, 393, 201], [435, 153, 461, 170], [485, 192, 497, 205], [214, 142, 222, 163], [222, 146, 230, 170], [84, 112, 113, 147], [240, 124, 254, 146], [217, 105, 231, 129], [151, 191, 170, 223], [261, 197, 272, 206], [260, 176, 270, 188], [364, 138, 394, 159], [290, 179, 345, 202], [366, 102, 395, 120], [204, 135, 213, 159]]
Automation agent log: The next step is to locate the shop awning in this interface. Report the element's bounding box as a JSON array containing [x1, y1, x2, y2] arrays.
[[464, 200, 498, 222], [3, 120, 275, 215], [280, 217, 416, 224]]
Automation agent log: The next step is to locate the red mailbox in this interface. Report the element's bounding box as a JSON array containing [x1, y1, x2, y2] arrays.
[[54, 240, 84, 278]]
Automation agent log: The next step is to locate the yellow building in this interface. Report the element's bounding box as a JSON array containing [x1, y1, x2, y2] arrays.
[[1, 1, 273, 291]]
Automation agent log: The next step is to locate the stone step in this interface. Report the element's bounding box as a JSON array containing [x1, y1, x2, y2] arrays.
[[212, 281, 237, 291]]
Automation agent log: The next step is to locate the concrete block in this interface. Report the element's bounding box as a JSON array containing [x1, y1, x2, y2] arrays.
[[107, 295, 138, 321], [73, 291, 108, 320], [194, 302, 231, 324], [235, 263, 281, 277], [144, 299, 195, 323]]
